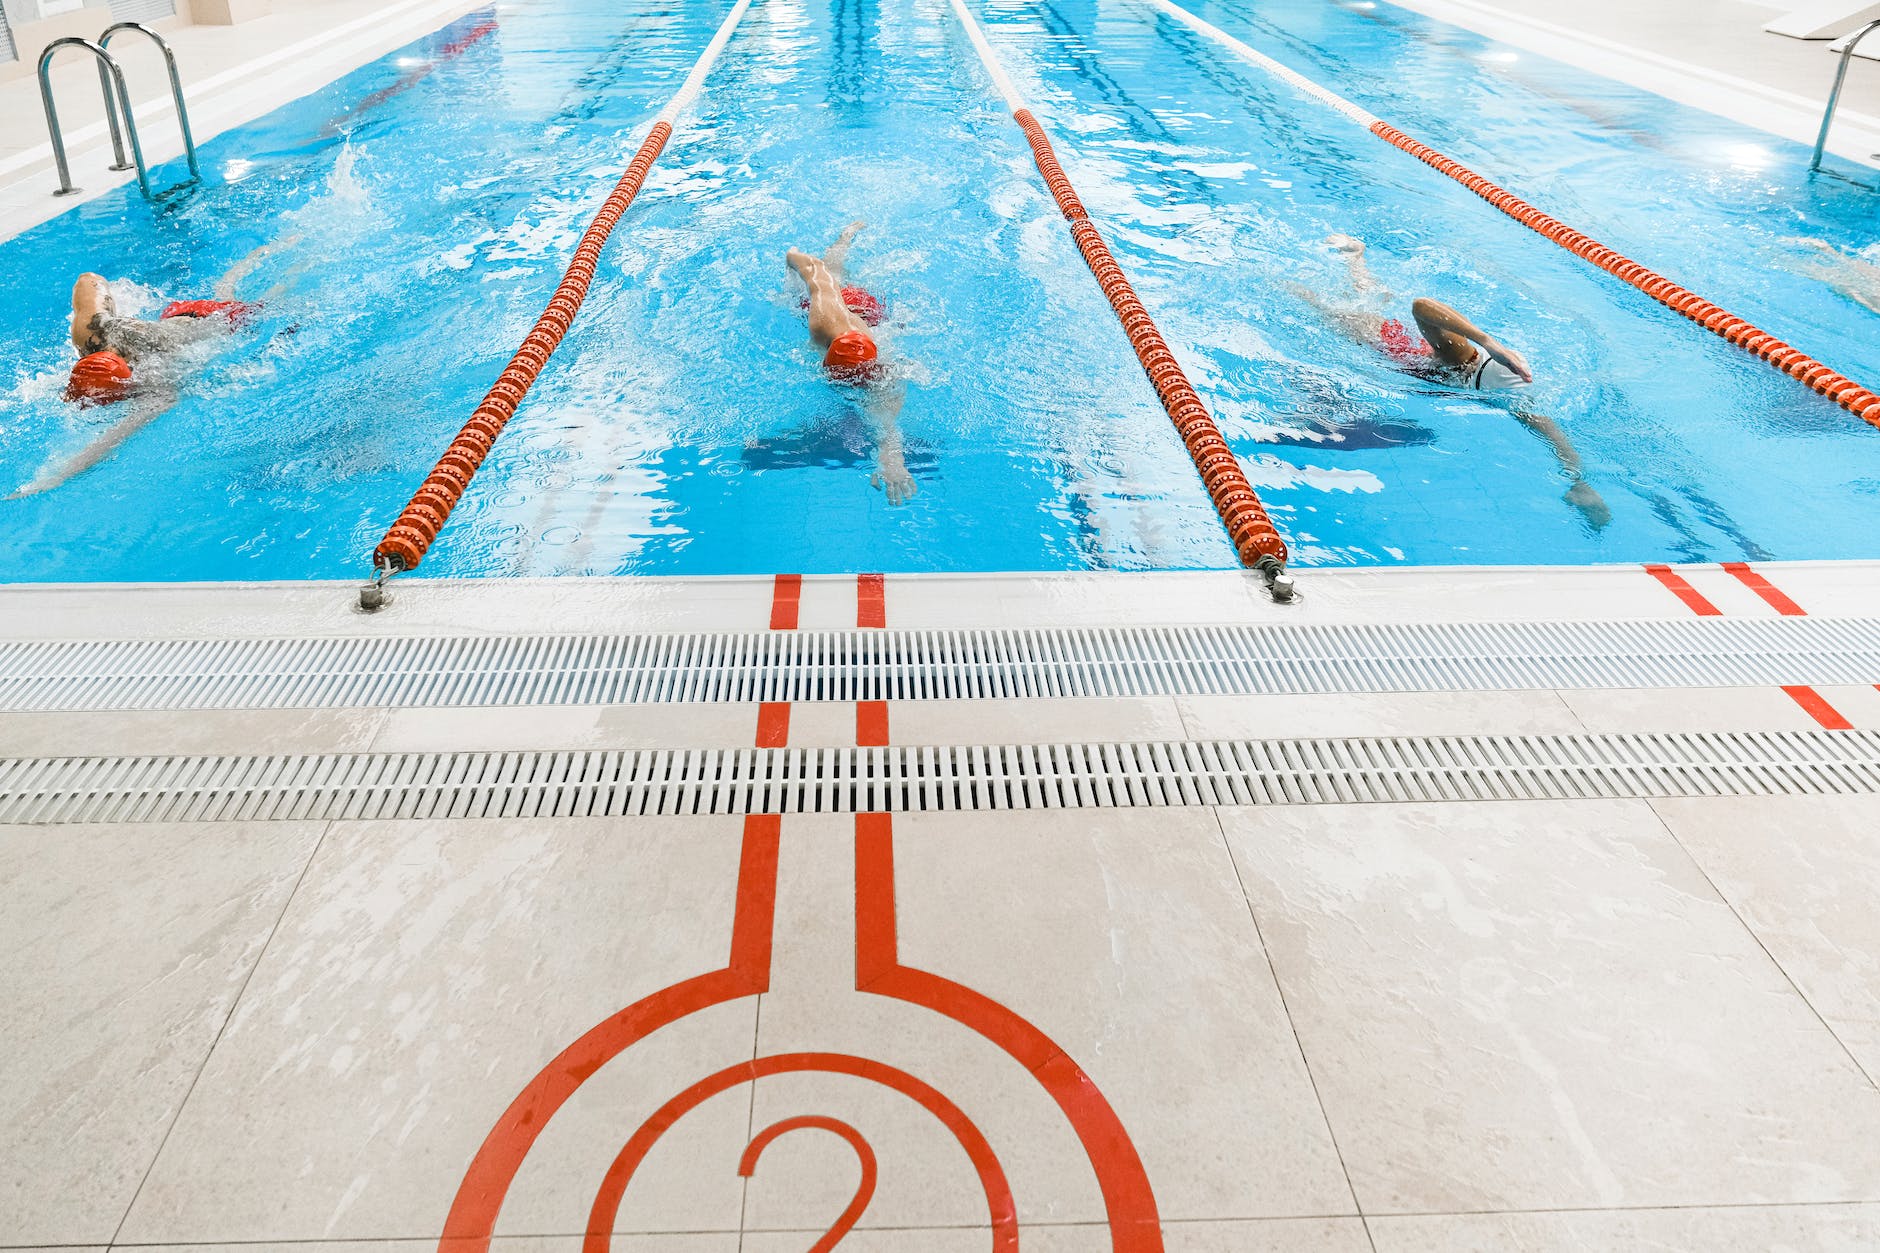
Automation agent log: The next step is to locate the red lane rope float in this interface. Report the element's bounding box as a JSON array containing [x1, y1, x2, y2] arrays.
[[1369, 125, 1880, 429], [372, 121, 673, 573], [1012, 109, 1293, 587]]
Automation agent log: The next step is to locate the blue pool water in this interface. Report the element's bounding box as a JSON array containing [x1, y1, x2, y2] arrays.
[[0, 0, 1875, 581]]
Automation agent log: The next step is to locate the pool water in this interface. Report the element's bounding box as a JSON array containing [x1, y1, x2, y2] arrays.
[[0, 0, 1875, 581]]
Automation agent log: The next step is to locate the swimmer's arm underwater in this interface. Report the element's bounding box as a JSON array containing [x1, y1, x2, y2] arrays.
[[1510, 406, 1611, 530], [7, 387, 179, 499], [865, 382, 916, 506]]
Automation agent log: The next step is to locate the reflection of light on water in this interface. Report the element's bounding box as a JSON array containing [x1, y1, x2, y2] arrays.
[[1480, 51, 1518, 64], [1723, 143, 1772, 171]]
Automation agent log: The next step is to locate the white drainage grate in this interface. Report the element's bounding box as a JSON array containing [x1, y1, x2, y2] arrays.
[[2, 618, 1879, 710], [3, 730, 1877, 823]]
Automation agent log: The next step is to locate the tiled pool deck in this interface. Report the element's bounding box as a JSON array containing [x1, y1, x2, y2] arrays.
[[3, 563, 1879, 1251]]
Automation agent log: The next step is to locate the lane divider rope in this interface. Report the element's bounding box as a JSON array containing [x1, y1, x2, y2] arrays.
[[948, 0, 1295, 600], [1139, 0, 1880, 430], [364, 0, 758, 595]]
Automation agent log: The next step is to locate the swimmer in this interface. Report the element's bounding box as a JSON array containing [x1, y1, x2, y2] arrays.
[[786, 221, 916, 505], [12, 237, 297, 499], [1794, 238, 1880, 316], [1292, 234, 1610, 530]]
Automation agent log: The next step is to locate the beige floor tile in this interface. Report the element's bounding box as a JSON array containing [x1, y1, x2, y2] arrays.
[[1176, 691, 1582, 740], [1654, 796, 1880, 1083], [779, 701, 863, 748], [1369, 1202, 1880, 1252], [119, 815, 761, 1241], [0, 708, 385, 758], [888, 697, 1188, 745], [741, 1232, 986, 1252], [1162, 1218, 1373, 1252], [1558, 685, 1822, 733], [994, 1218, 1370, 1251], [112, 1241, 732, 1253], [370, 703, 761, 752], [0, 821, 326, 1244], [749, 810, 1352, 1229], [1221, 800, 1880, 1215]]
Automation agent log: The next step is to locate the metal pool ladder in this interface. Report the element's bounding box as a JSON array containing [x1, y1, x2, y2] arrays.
[[1811, 17, 1880, 171], [37, 22, 201, 200]]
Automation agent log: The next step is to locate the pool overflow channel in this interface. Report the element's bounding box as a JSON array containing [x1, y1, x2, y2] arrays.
[[358, 0, 1880, 612]]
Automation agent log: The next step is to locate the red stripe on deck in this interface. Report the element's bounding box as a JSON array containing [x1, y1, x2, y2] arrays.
[[756, 702, 792, 748], [857, 573, 885, 629], [1648, 564, 1851, 731], [1644, 564, 1723, 616], [770, 573, 803, 630], [856, 700, 890, 747], [1719, 567, 1854, 728], [1782, 686, 1854, 731], [1722, 563, 1808, 617]]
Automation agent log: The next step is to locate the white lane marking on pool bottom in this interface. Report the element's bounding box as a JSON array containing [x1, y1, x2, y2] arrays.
[[1136, 0, 1384, 129]]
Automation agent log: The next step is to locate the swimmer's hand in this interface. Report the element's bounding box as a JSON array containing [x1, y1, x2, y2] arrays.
[[1486, 339, 1533, 384], [1566, 480, 1611, 530], [871, 463, 917, 506]]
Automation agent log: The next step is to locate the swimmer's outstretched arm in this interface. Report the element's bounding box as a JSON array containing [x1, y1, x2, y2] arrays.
[[215, 233, 303, 302], [1794, 239, 1880, 316], [7, 389, 178, 499], [864, 381, 916, 506], [1512, 406, 1610, 530]]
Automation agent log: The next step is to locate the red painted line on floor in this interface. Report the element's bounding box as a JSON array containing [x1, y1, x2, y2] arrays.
[[582, 1052, 1017, 1251], [1717, 567, 1854, 727], [1722, 562, 1808, 617], [770, 573, 803, 631], [1782, 685, 1855, 731], [853, 812, 1164, 1247], [1646, 565, 1852, 731], [857, 572, 886, 628], [855, 700, 890, 747], [438, 816, 779, 1248], [756, 701, 792, 748], [737, 1116, 877, 1252], [1644, 564, 1723, 616]]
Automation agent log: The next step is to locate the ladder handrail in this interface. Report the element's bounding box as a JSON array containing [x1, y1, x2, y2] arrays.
[[1812, 17, 1880, 171], [38, 38, 149, 199], [99, 22, 200, 183]]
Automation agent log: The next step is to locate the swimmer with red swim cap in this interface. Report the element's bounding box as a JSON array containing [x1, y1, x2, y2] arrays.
[[1290, 234, 1610, 531], [12, 238, 293, 498], [786, 221, 916, 505]]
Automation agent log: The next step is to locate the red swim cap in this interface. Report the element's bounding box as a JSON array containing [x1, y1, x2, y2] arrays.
[[65, 351, 134, 405], [823, 329, 879, 381], [840, 286, 884, 327], [161, 298, 258, 326]]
